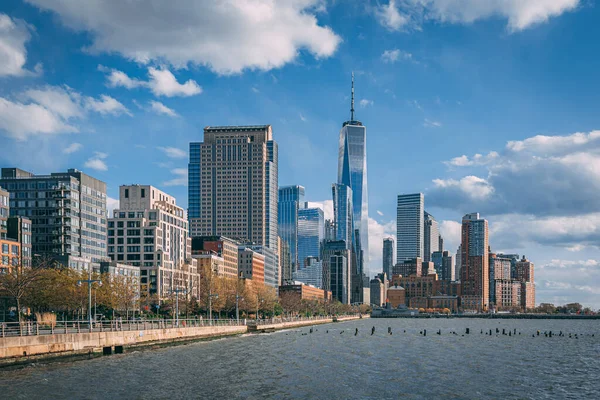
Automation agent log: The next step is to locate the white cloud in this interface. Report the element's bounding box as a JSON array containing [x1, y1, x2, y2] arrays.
[[63, 142, 82, 154], [431, 130, 600, 217], [150, 101, 178, 117], [100, 65, 201, 97], [163, 168, 188, 187], [157, 146, 186, 159], [368, 217, 396, 276], [0, 13, 41, 77], [84, 95, 131, 116], [251, 87, 260, 93], [376, 210, 384, 216], [423, 118, 442, 128], [376, 0, 410, 31], [106, 196, 119, 218], [381, 48, 414, 63], [299, 113, 307, 122], [439, 220, 461, 253], [84, 151, 108, 171], [306, 200, 334, 221], [374, 0, 580, 33], [534, 258, 600, 308], [0, 85, 129, 140], [27, 0, 341, 75], [359, 99, 373, 108]]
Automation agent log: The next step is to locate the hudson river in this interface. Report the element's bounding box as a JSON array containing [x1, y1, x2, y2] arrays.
[[1, 318, 599, 399]]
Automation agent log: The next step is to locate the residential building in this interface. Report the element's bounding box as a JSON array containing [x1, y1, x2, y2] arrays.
[[441, 251, 454, 281], [188, 125, 278, 253], [489, 252, 512, 306], [108, 185, 194, 298], [1, 168, 107, 261], [246, 244, 278, 288], [0, 187, 8, 239], [396, 193, 424, 262], [455, 244, 462, 281], [278, 185, 304, 271], [495, 279, 521, 310], [297, 204, 324, 269], [238, 247, 265, 282], [423, 211, 439, 262], [338, 73, 369, 276], [192, 251, 225, 276], [99, 260, 142, 280], [370, 277, 385, 307], [391, 273, 438, 305], [460, 213, 489, 312], [293, 256, 323, 289], [191, 235, 240, 278], [521, 281, 536, 310], [383, 237, 394, 278], [7, 216, 32, 267], [515, 256, 534, 283], [0, 239, 20, 273], [279, 283, 331, 302], [393, 257, 422, 277]]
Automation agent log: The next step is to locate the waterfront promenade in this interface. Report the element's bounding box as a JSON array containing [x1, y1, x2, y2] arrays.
[[0, 315, 364, 363]]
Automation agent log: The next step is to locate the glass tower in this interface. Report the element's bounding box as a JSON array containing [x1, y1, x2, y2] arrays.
[[396, 193, 424, 262], [278, 185, 305, 272], [338, 73, 369, 276], [297, 205, 324, 268]]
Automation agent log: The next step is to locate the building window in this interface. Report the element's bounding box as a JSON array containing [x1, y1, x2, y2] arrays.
[[141, 188, 145, 198], [125, 189, 129, 198]]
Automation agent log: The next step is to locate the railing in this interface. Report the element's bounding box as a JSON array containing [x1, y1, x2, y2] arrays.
[[0, 318, 244, 338]]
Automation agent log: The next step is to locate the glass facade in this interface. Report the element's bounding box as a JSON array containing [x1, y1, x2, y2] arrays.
[[332, 183, 353, 249], [396, 193, 424, 262], [278, 186, 304, 271], [297, 206, 323, 268], [338, 123, 369, 276]]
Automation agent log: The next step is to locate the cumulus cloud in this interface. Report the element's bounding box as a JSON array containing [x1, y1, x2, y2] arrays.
[[381, 48, 414, 63], [535, 259, 600, 308], [359, 99, 373, 108], [63, 142, 82, 154], [368, 217, 396, 277], [157, 146, 187, 159], [0, 85, 129, 140], [306, 200, 334, 221], [106, 196, 119, 218], [430, 130, 600, 217], [99, 65, 201, 97], [0, 13, 41, 77], [163, 168, 188, 187], [150, 101, 178, 117], [84, 151, 108, 171], [27, 0, 341, 75], [439, 220, 461, 253], [374, 0, 580, 33]]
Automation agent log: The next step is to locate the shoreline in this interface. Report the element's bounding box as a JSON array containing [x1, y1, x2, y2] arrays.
[[0, 315, 365, 370], [371, 313, 600, 319]]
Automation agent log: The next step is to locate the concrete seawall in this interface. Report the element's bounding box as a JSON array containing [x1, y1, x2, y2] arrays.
[[0, 316, 365, 364]]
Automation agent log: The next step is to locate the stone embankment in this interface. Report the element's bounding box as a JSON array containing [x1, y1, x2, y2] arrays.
[[0, 315, 364, 366]]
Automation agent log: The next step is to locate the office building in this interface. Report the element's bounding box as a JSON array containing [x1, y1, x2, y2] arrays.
[[108, 185, 195, 298], [188, 125, 278, 252], [332, 184, 353, 249], [1, 168, 107, 261], [297, 204, 324, 269], [396, 193, 424, 262], [393, 257, 423, 277], [338, 73, 369, 276], [322, 240, 350, 304], [279, 237, 291, 284], [441, 251, 454, 281], [293, 256, 323, 289], [246, 244, 278, 288], [460, 213, 489, 311], [278, 185, 304, 272], [495, 279, 521, 309], [0, 239, 20, 273], [423, 211, 439, 263], [383, 237, 394, 278], [238, 247, 265, 282], [324, 219, 335, 241], [191, 235, 240, 278]]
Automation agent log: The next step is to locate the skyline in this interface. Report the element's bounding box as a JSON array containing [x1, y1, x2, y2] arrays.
[[0, 1, 599, 308]]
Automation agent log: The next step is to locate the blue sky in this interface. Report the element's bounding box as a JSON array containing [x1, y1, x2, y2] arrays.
[[1, 0, 599, 308]]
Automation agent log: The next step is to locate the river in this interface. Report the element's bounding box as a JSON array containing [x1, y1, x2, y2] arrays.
[[1, 318, 599, 399]]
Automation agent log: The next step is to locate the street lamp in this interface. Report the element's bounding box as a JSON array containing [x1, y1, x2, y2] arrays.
[[208, 293, 219, 321], [235, 271, 243, 325], [170, 287, 187, 327], [77, 278, 102, 331]]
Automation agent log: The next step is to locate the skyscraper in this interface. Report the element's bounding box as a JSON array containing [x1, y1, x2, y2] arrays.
[[396, 193, 424, 262], [297, 205, 324, 268], [423, 211, 440, 263], [332, 183, 353, 248], [188, 125, 278, 252], [278, 185, 305, 271], [338, 73, 369, 275], [383, 237, 394, 278], [460, 213, 489, 311], [1, 168, 107, 261], [322, 240, 351, 304]]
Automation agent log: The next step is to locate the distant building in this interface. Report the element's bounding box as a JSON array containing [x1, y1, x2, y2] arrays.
[[387, 285, 406, 308], [423, 211, 439, 262], [324, 219, 336, 242], [0, 187, 8, 240], [192, 251, 225, 276], [383, 237, 394, 278], [278, 237, 291, 285], [428, 296, 459, 313], [521, 281, 536, 310], [246, 245, 278, 288], [322, 240, 350, 304], [1, 168, 107, 261], [0, 238, 20, 273], [515, 256, 534, 283], [7, 216, 32, 267], [495, 279, 521, 310], [393, 257, 423, 277], [238, 247, 265, 282], [278, 185, 304, 272], [391, 273, 438, 305], [460, 213, 489, 312], [279, 283, 331, 302], [297, 205, 324, 269], [489, 252, 512, 306], [370, 277, 385, 307], [396, 193, 424, 262], [432, 250, 454, 281], [293, 257, 323, 289], [191, 235, 240, 278]]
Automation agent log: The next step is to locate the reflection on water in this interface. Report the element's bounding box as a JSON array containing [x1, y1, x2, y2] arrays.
[[1, 318, 599, 399]]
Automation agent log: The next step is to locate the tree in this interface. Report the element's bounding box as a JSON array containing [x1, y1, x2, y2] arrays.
[[0, 258, 50, 323]]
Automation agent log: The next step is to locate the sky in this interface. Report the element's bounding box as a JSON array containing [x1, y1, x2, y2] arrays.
[[0, 0, 599, 309]]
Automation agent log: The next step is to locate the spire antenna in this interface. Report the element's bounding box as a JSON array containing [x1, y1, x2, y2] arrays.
[[350, 72, 355, 121]]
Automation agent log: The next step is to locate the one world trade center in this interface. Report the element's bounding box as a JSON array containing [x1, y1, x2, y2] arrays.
[[338, 73, 369, 278]]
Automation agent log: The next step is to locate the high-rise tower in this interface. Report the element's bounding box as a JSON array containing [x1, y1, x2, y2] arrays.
[[338, 73, 369, 276], [423, 211, 440, 263], [396, 193, 424, 262], [460, 213, 489, 311], [278, 185, 305, 271]]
